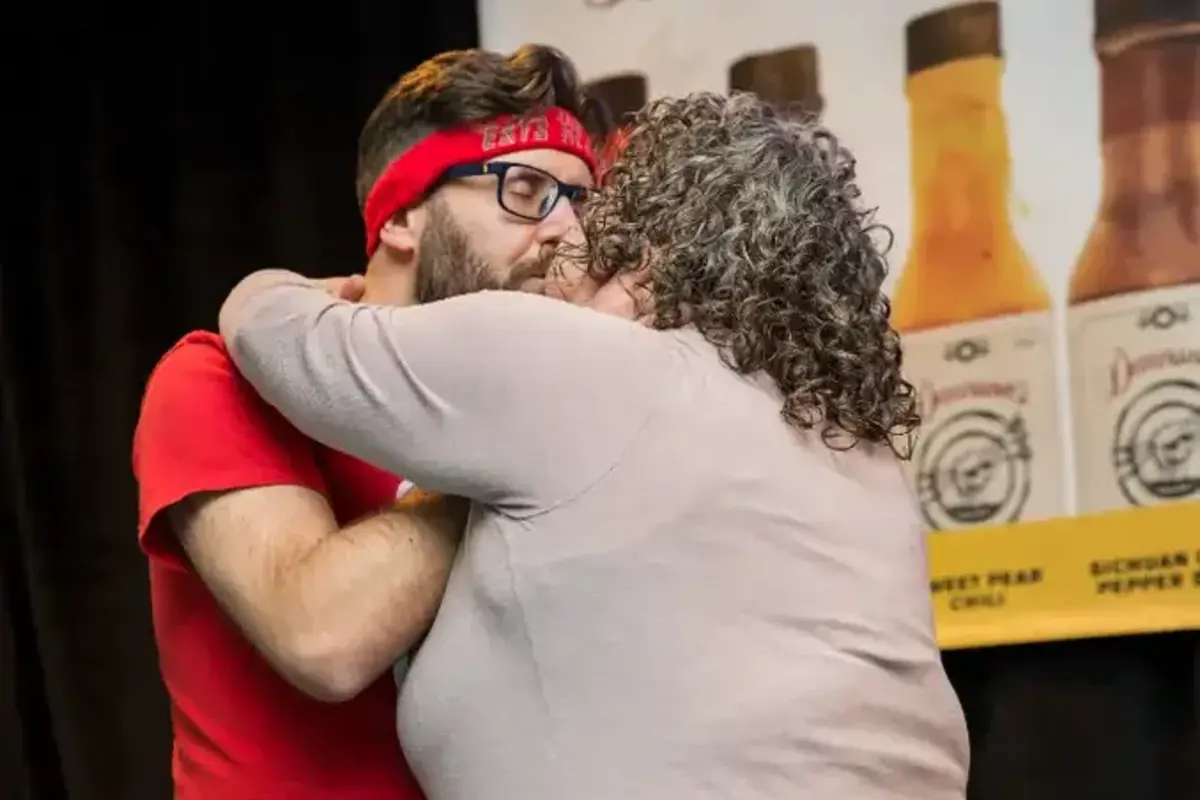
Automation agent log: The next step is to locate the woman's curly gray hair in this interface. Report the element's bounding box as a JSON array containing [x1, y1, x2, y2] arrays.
[[581, 91, 919, 458]]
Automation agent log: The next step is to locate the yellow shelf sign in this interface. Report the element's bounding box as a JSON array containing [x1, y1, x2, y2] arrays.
[[928, 501, 1200, 649]]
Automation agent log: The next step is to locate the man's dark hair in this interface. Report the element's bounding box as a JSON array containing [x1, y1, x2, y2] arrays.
[[356, 45, 612, 209]]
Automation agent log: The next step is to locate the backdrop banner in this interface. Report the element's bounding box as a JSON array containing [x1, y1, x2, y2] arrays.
[[476, 0, 1200, 648]]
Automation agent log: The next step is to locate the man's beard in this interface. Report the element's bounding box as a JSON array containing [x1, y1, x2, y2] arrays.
[[415, 204, 554, 304]]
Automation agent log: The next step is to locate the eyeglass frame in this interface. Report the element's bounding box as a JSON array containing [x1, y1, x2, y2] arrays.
[[437, 160, 590, 222]]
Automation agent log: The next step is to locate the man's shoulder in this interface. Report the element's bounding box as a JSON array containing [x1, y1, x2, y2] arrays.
[[143, 328, 287, 413], [147, 330, 234, 385], [135, 330, 283, 458], [132, 330, 328, 542]]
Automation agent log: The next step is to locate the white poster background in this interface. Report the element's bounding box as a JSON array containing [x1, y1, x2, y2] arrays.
[[478, 0, 1104, 506]]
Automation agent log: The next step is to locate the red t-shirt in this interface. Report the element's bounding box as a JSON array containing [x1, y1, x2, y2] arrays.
[[132, 331, 424, 799]]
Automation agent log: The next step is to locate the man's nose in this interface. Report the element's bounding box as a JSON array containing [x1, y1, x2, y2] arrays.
[[534, 196, 583, 247]]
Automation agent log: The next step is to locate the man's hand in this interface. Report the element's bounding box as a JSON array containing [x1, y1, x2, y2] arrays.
[[400, 492, 470, 547], [315, 275, 367, 302]]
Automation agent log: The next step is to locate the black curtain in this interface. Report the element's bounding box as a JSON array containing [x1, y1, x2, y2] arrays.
[[1, 4, 477, 798], [2, 5, 1197, 800]]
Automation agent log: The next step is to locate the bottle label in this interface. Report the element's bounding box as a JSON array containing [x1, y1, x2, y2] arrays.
[[1068, 285, 1200, 514], [901, 311, 1066, 530]]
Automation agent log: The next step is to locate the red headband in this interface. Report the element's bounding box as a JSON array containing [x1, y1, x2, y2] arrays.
[[362, 109, 597, 255]]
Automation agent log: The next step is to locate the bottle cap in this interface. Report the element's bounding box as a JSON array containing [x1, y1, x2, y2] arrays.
[[729, 45, 823, 115], [1095, 0, 1200, 42], [585, 74, 648, 126], [906, 1, 1002, 77]]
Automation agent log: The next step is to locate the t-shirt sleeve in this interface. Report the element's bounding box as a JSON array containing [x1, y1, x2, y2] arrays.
[[132, 334, 326, 569]]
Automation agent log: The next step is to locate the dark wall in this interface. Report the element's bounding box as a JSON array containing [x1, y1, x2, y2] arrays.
[[2, 4, 477, 797]]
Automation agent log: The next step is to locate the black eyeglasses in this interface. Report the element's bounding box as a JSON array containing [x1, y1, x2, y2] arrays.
[[440, 161, 589, 221]]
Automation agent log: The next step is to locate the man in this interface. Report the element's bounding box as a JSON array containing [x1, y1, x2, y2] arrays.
[[132, 45, 604, 798], [216, 92, 969, 798]]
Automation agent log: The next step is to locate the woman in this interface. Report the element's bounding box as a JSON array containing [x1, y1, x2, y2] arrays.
[[219, 92, 968, 799]]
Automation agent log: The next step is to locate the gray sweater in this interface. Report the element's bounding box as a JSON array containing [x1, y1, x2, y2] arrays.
[[220, 270, 969, 800]]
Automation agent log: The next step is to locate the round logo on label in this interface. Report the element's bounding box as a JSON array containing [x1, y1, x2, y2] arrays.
[[1111, 378, 1200, 506], [914, 409, 1032, 530]]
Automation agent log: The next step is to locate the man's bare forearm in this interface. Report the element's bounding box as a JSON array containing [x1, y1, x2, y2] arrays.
[[175, 485, 467, 701], [276, 498, 464, 699]]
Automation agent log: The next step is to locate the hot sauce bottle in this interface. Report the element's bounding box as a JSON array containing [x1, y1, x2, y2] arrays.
[[585, 74, 646, 131], [1068, 0, 1200, 514], [585, 73, 647, 170], [891, 1, 1066, 530]]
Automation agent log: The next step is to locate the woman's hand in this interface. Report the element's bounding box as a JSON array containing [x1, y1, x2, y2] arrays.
[[544, 258, 654, 324]]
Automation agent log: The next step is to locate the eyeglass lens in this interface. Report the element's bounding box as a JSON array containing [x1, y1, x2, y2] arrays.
[[499, 165, 564, 220]]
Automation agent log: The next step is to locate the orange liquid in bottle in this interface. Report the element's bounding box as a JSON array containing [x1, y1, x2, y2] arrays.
[[892, 55, 1050, 333]]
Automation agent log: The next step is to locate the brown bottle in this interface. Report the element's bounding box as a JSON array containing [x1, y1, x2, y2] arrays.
[[729, 45, 824, 117], [892, 1, 1065, 530], [1068, 0, 1200, 513], [585, 73, 648, 128], [585, 73, 647, 167]]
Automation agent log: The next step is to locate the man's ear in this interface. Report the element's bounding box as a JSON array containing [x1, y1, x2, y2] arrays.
[[378, 210, 419, 254]]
